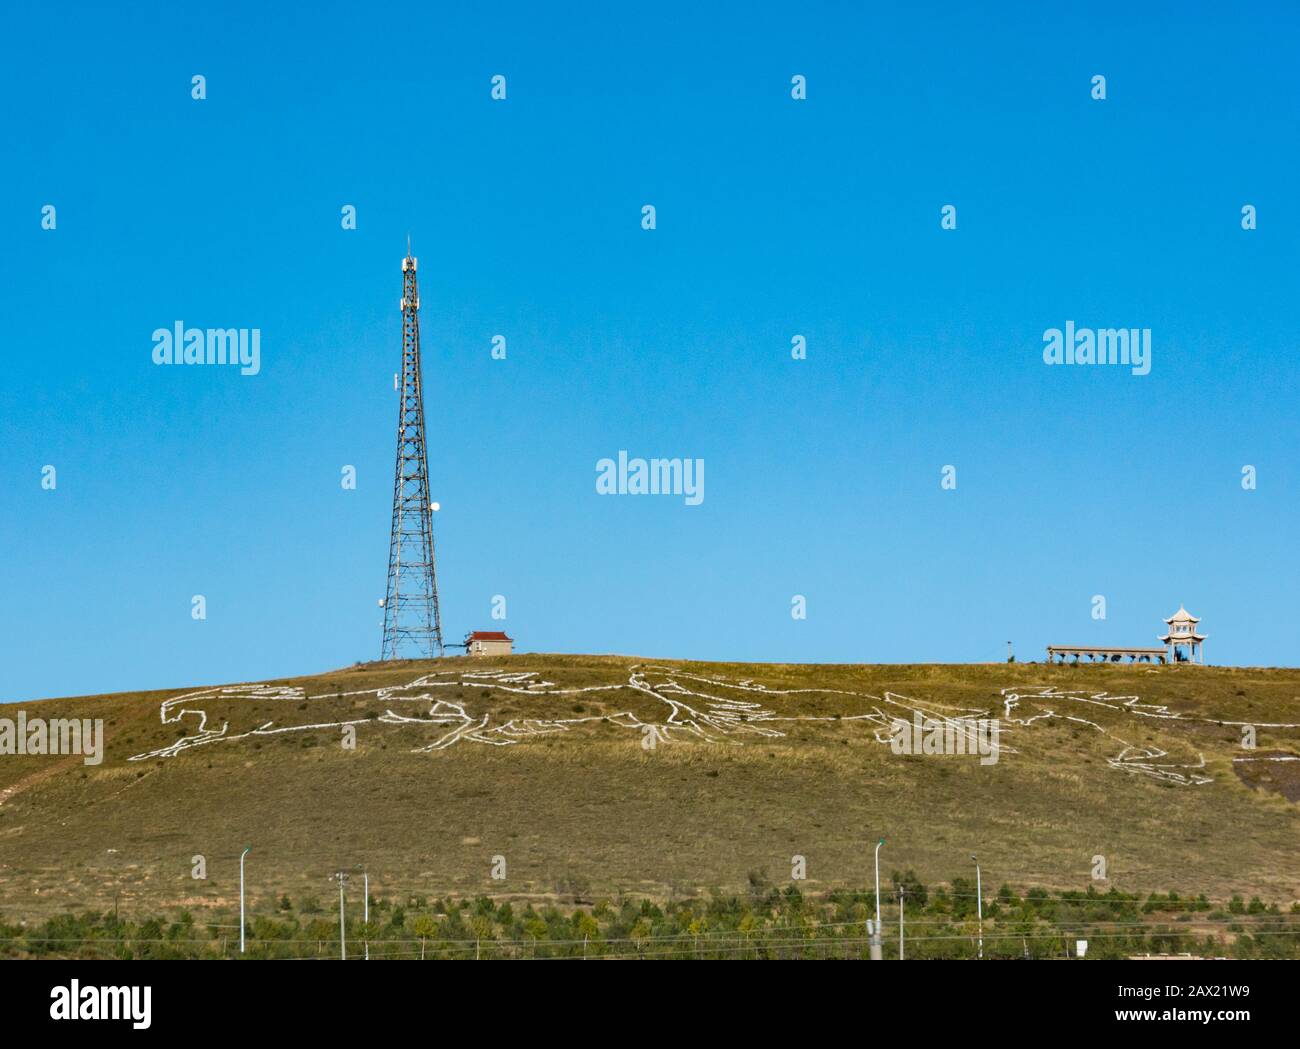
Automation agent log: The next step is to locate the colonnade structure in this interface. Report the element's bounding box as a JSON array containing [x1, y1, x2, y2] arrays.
[[1046, 606, 1207, 665]]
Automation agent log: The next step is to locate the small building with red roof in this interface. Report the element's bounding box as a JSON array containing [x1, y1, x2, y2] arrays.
[[465, 630, 514, 656]]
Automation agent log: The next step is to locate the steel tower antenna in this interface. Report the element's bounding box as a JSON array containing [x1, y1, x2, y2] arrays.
[[380, 246, 444, 660]]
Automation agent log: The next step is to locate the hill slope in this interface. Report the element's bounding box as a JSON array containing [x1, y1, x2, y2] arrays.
[[2, 655, 1299, 918]]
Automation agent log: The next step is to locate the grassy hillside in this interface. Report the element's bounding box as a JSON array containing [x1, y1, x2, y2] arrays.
[[1, 655, 1298, 920]]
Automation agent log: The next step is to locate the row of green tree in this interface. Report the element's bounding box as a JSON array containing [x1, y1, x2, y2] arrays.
[[3, 872, 1296, 960]]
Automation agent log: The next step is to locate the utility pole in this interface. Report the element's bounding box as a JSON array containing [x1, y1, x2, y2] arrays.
[[380, 246, 444, 660], [335, 871, 349, 961], [361, 867, 369, 961], [871, 838, 885, 960], [972, 854, 983, 959], [239, 846, 251, 955], [898, 886, 905, 960]]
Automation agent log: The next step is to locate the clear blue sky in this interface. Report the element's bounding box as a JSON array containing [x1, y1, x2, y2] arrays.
[[3, 2, 1298, 701]]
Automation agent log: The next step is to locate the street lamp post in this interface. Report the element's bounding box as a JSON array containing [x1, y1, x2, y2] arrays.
[[874, 839, 884, 929], [239, 846, 251, 955], [360, 867, 369, 961], [972, 854, 983, 960], [898, 886, 905, 960], [336, 871, 348, 961], [871, 838, 885, 961]]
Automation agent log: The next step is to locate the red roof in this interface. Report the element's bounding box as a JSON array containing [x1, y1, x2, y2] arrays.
[[467, 631, 512, 642]]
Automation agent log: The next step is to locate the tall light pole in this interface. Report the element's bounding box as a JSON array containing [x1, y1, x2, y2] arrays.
[[874, 839, 885, 929], [335, 871, 349, 961], [971, 854, 983, 960], [871, 838, 885, 961], [239, 846, 251, 955], [358, 866, 369, 961], [898, 885, 905, 960]]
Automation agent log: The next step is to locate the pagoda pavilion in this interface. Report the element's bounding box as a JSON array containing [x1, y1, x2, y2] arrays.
[[1159, 605, 1207, 664]]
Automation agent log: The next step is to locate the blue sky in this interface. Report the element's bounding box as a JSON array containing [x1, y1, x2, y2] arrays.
[[3, 2, 1298, 701]]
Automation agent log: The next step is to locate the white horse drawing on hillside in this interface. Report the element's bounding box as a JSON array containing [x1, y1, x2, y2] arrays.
[[127, 667, 1299, 787]]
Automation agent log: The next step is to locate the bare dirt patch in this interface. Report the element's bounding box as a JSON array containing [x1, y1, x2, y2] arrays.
[[1233, 751, 1300, 801]]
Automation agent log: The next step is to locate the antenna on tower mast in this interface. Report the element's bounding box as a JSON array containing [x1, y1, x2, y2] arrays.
[[380, 245, 444, 660]]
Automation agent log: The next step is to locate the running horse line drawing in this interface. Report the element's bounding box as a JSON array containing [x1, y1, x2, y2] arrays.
[[126, 667, 1299, 787], [126, 666, 992, 759]]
